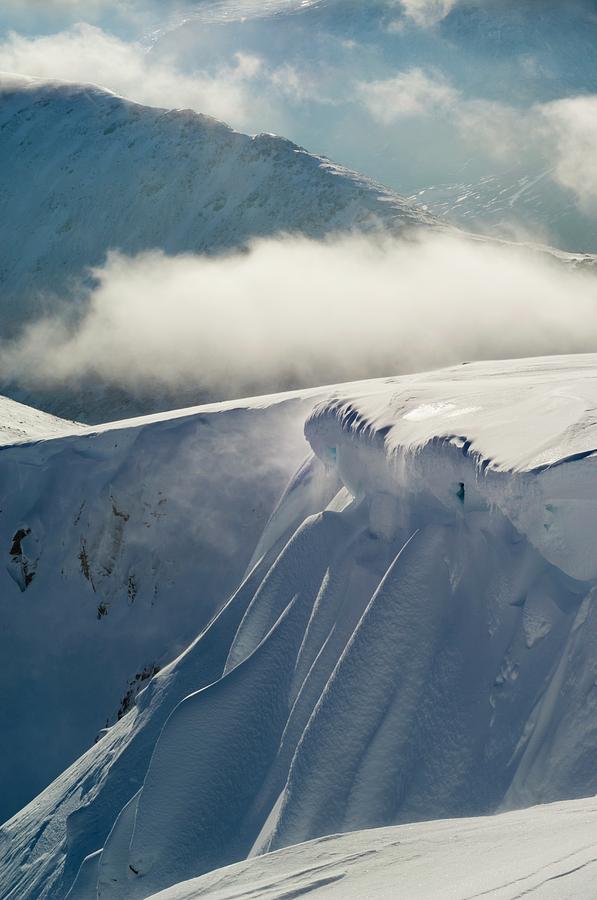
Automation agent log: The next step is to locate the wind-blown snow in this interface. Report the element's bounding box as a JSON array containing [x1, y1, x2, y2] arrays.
[[0, 394, 84, 446], [4, 354, 597, 899], [147, 796, 597, 900], [0, 382, 339, 824]]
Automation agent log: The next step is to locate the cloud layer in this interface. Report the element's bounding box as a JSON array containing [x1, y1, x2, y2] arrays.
[[3, 233, 596, 402], [357, 68, 459, 123]]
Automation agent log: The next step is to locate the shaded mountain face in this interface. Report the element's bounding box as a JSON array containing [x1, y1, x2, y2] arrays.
[[4, 354, 597, 899], [0, 386, 318, 825]]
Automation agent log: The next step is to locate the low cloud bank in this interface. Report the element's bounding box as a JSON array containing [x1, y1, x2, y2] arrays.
[[2, 233, 596, 402]]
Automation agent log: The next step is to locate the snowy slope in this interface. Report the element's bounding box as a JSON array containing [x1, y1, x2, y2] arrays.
[[5, 354, 597, 899], [410, 170, 597, 255], [0, 395, 84, 446], [150, 797, 597, 900], [172, 0, 327, 24], [0, 383, 340, 825], [0, 73, 436, 333]]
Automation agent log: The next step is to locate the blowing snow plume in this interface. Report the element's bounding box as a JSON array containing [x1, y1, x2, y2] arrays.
[[2, 231, 597, 418]]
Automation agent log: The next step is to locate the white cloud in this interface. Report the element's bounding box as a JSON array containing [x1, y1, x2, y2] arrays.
[[454, 97, 532, 161], [395, 0, 457, 28], [3, 233, 597, 401], [541, 96, 597, 212], [0, 24, 264, 128], [269, 64, 320, 103], [358, 67, 597, 220], [3, 0, 114, 9], [357, 68, 459, 123], [357, 68, 532, 164]]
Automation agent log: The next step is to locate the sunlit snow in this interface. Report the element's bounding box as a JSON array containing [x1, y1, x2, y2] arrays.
[[4, 354, 597, 899]]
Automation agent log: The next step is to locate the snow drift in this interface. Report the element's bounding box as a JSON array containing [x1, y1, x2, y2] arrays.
[[146, 796, 597, 900], [4, 353, 597, 899], [0, 384, 326, 824]]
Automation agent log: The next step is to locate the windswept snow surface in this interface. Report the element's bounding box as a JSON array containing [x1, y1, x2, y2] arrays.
[[149, 797, 597, 900], [409, 169, 597, 255], [0, 395, 84, 446], [5, 354, 597, 899], [0, 383, 334, 824]]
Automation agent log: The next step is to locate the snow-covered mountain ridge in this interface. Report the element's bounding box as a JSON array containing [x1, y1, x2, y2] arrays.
[[154, 0, 597, 256], [0, 394, 84, 446], [4, 353, 597, 899], [0, 73, 436, 333]]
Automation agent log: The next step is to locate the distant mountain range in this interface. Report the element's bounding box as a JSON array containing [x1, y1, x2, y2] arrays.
[[409, 170, 597, 253]]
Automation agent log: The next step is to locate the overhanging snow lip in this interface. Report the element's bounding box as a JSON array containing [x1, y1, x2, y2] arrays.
[[303, 370, 597, 582]]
